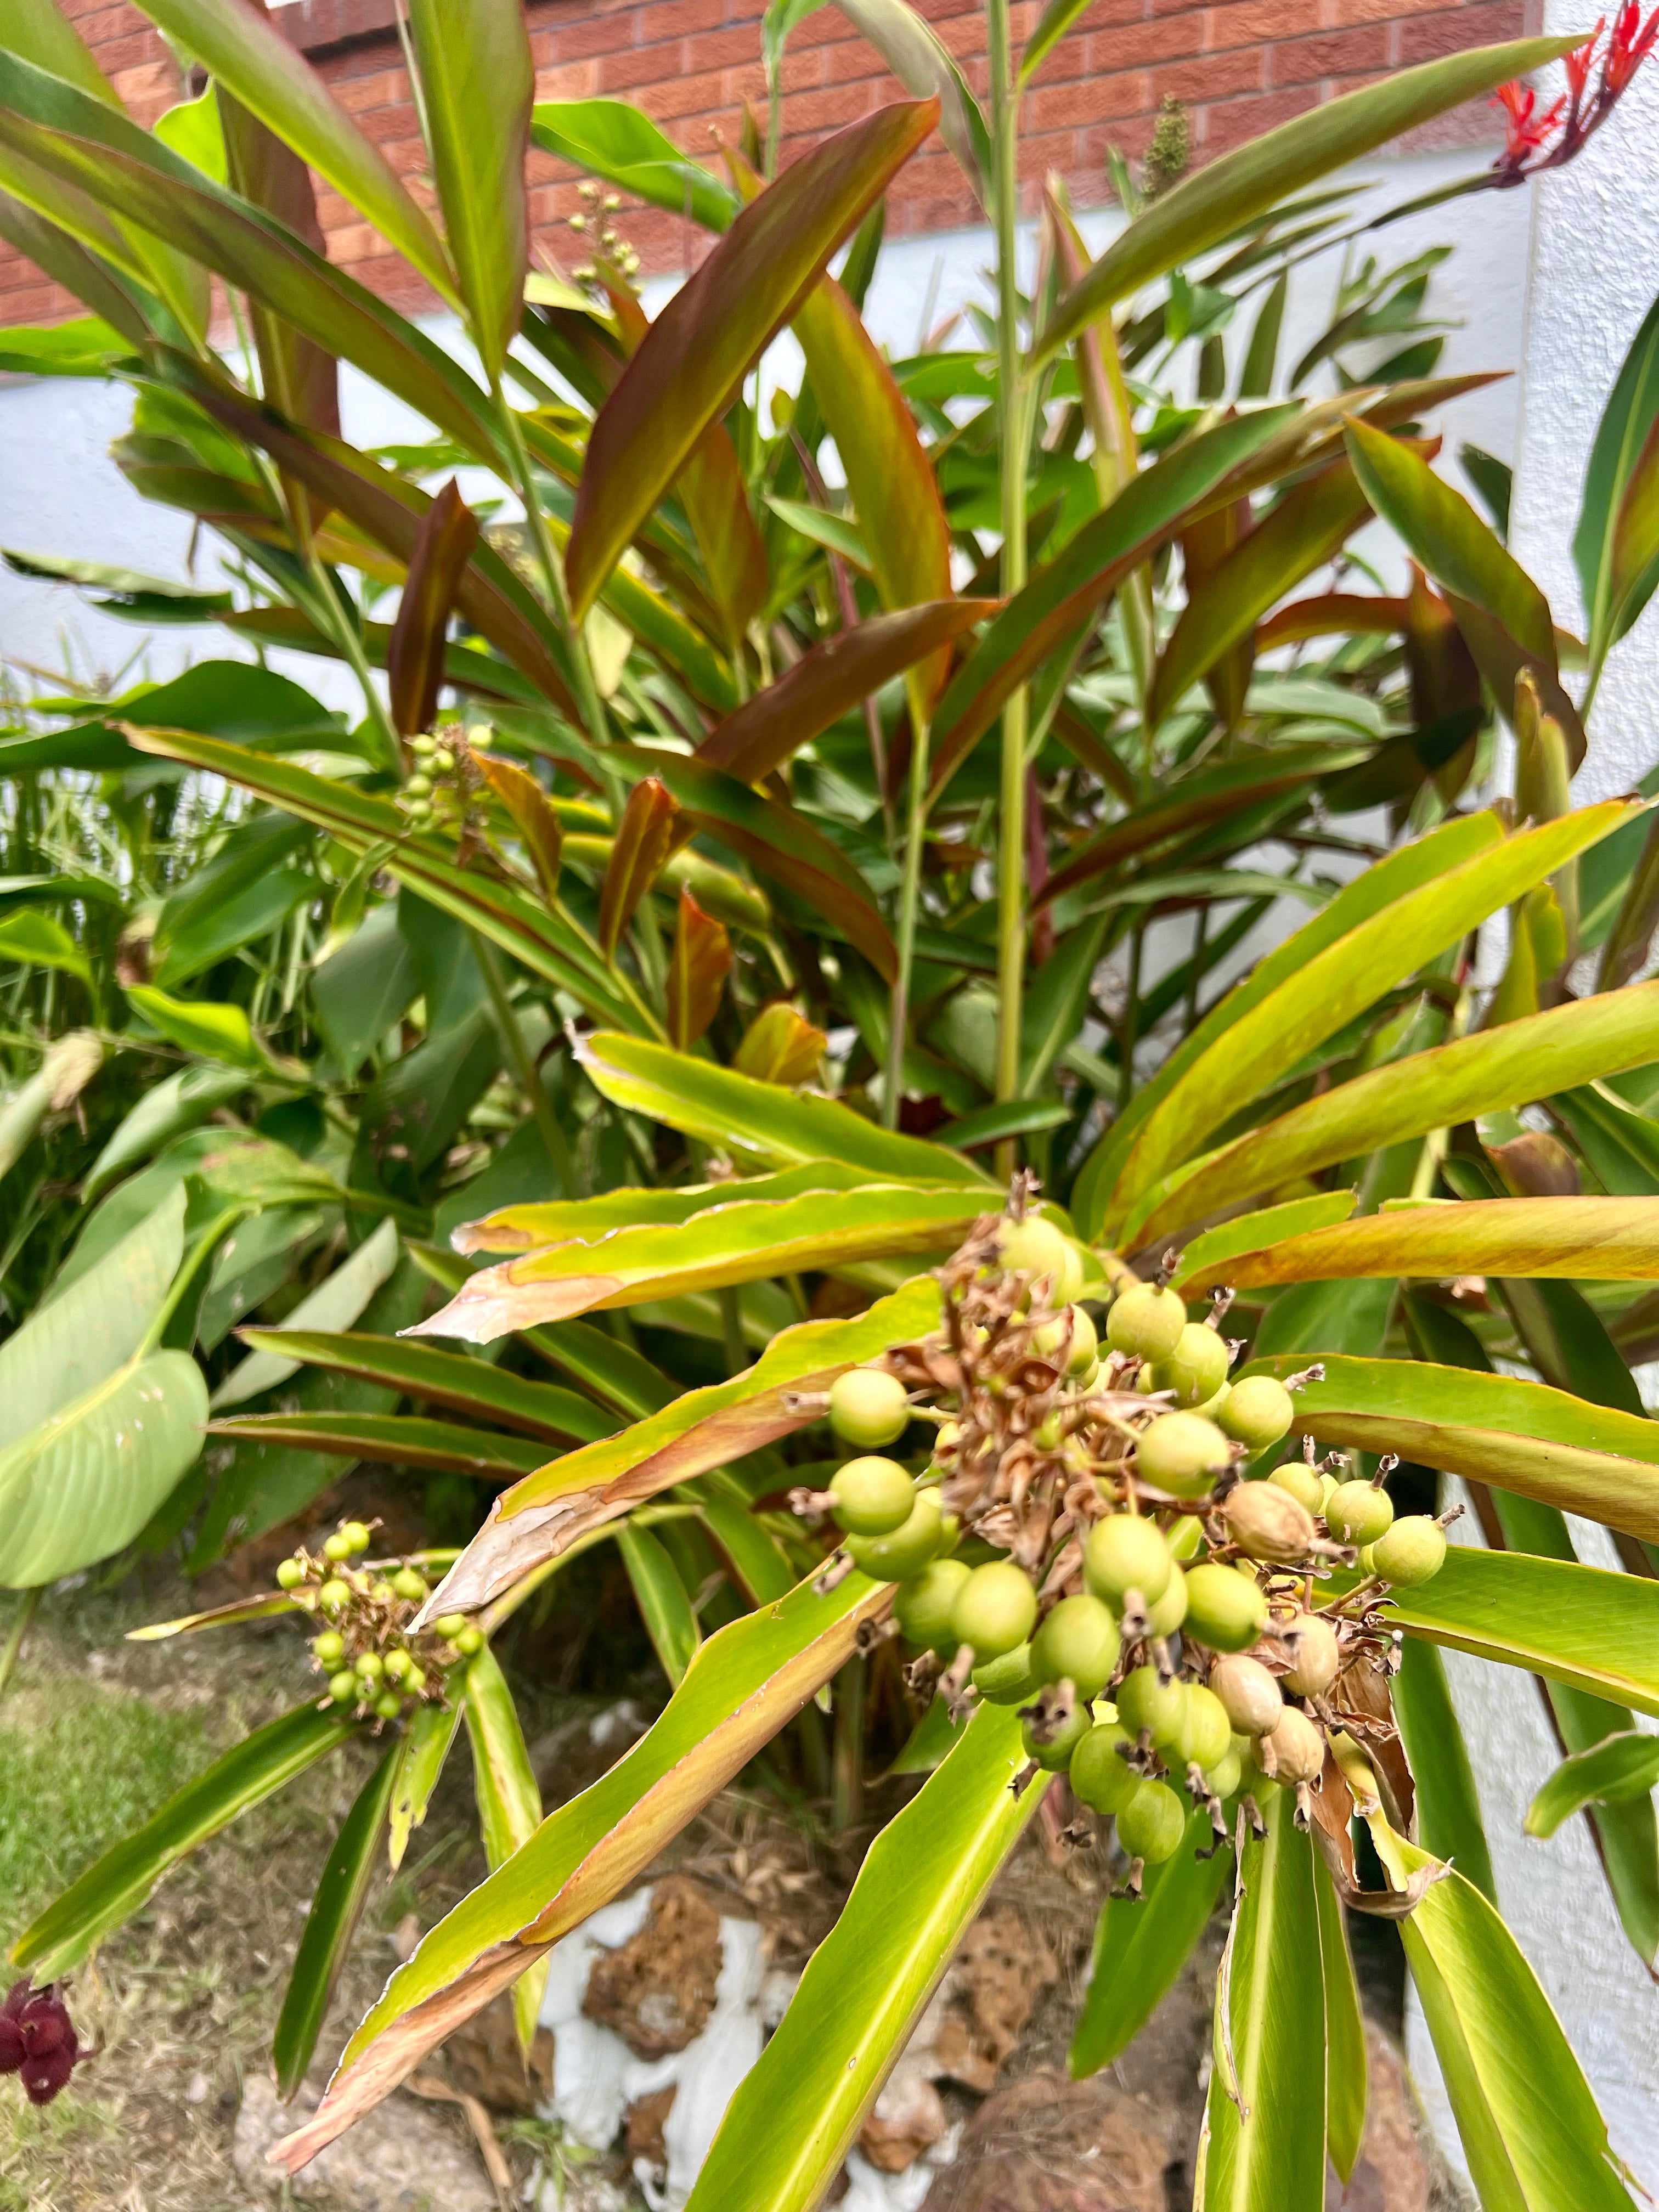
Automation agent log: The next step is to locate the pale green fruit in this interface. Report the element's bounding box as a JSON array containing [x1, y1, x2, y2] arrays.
[[1325, 1480, 1395, 1545], [1082, 1514, 1172, 1608], [972, 1641, 1035, 1705], [845, 1491, 943, 1581], [1219, 1375, 1295, 1451], [1371, 1516, 1448, 1586], [1105, 1283, 1186, 1362], [1203, 1747, 1243, 1799], [828, 1455, 915, 1537], [391, 1567, 428, 1601], [374, 1691, 403, 1721], [341, 1521, 372, 1554], [894, 1558, 970, 1652], [311, 1630, 345, 1666], [1033, 1305, 1098, 1376], [1022, 1700, 1093, 1771], [276, 1558, 305, 1590], [1182, 1563, 1268, 1653], [996, 1215, 1073, 1287], [1070, 1722, 1139, 1813], [1030, 1595, 1121, 1699], [1268, 1460, 1325, 1515], [454, 1626, 483, 1656], [1173, 1684, 1232, 1770], [1153, 1324, 1229, 1409], [951, 1562, 1038, 1659], [327, 1670, 359, 1703], [1136, 1412, 1232, 1498], [434, 1613, 469, 1639], [828, 1368, 911, 1449], [1117, 1779, 1186, 1863], [1145, 1569, 1189, 1638], [1116, 1663, 1187, 1748], [319, 1579, 351, 1613]]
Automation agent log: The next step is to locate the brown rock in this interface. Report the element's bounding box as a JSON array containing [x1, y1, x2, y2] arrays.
[[583, 1877, 724, 2059], [930, 1906, 1060, 2094], [625, 2083, 678, 2169], [443, 1993, 554, 2118], [921, 2072, 1172, 2212], [860, 2072, 949, 2173]]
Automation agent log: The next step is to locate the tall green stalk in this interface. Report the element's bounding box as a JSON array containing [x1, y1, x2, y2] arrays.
[[883, 700, 930, 1130]]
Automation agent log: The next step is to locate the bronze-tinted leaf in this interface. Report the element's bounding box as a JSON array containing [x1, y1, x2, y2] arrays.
[[667, 887, 731, 1050], [599, 776, 681, 960], [386, 479, 480, 738], [479, 753, 563, 904]]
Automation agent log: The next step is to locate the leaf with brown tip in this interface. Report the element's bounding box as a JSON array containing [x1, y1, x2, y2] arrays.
[[387, 479, 480, 738], [479, 754, 563, 904]]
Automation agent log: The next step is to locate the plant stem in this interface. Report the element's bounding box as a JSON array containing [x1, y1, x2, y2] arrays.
[[495, 390, 611, 753], [830, 1652, 866, 1832], [1118, 919, 1144, 1112], [472, 930, 576, 1195], [989, 0, 1030, 1182], [0, 1585, 40, 1706], [883, 708, 930, 1130]]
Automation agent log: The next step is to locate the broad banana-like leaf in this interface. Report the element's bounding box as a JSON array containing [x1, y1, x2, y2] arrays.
[[1391, 1639, 1497, 1904], [13, 1702, 358, 1978], [269, 1569, 890, 2173], [575, 1032, 995, 1186], [1137, 982, 1659, 1246], [415, 1277, 940, 1616], [566, 100, 936, 618], [1070, 1807, 1231, 2076], [1368, 1821, 1632, 2209], [1526, 1734, 1659, 1838], [1197, 1784, 1327, 2211], [415, 1186, 975, 1342], [462, 1645, 546, 2052], [455, 1163, 877, 1252], [683, 1702, 1044, 2212], [1040, 38, 1577, 360], [237, 1330, 614, 1444], [273, 1741, 401, 2096]]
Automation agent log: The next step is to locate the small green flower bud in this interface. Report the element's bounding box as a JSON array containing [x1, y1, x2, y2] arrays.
[[1145, 1567, 1189, 1637], [369, 1579, 396, 1604], [276, 1557, 306, 1590], [403, 1665, 427, 1697], [410, 733, 437, 758], [828, 1368, 911, 1450], [431, 747, 455, 774], [1032, 1306, 1098, 1376], [354, 1651, 385, 1684], [1203, 1746, 1243, 1799]]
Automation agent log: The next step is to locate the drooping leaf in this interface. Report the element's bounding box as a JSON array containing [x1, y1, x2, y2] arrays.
[[462, 1644, 546, 2052], [1391, 1638, 1497, 1904], [389, 1696, 465, 1872], [0, 906, 88, 978], [1526, 1733, 1659, 1843], [207, 1413, 548, 1482], [126, 984, 264, 1071], [531, 99, 736, 234], [454, 1163, 876, 1253], [1070, 1808, 1230, 2077], [831, 0, 989, 195]]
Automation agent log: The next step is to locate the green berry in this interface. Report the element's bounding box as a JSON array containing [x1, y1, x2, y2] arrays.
[[1281, 1612, 1341, 1698], [392, 1567, 428, 1601], [1070, 1722, 1139, 1814], [1220, 1375, 1296, 1451], [341, 1521, 372, 1555], [1268, 1460, 1325, 1515], [312, 1631, 345, 1666], [410, 733, 437, 758], [354, 1651, 385, 1684], [894, 1559, 970, 1653], [276, 1557, 305, 1590], [1208, 1654, 1283, 1736], [319, 1579, 351, 1613], [1022, 1698, 1093, 1771], [454, 1626, 483, 1656], [1136, 1411, 1232, 1498], [383, 1647, 412, 1681], [844, 1491, 943, 1582], [1174, 1684, 1232, 1771], [1203, 1746, 1243, 1799], [1370, 1515, 1448, 1587], [1261, 1707, 1325, 1784], [1115, 1663, 1186, 1748], [1189, 1380, 1231, 1423], [1105, 1282, 1186, 1362], [1357, 1542, 1378, 1577], [404, 773, 433, 799], [995, 1214, 1073, 1288], [1153, 1324, 1229, 1410], [431, 747, 456, 774], [1117, 1779, 1186, 1863], [435, 1613, 469, 1639], [1325, 1480, 1395, 1545], [403, 1665, 428, 1697], [323, 1532, 352, 1562], [1030, 1595, 1120, 1699], [1167, 1514, 1204, 1563], [828, 1455, 915, 1537], [1182, 1562, 1268, 1653], [1145, 1568, 1189, 1637], [375, 1691, 403, 1721], [972, 1641, 1035, 1705], [1034, 1306, 1098, 1376], [327, 1670, 359, 1704], [1082, 1514, 1171, 1609], [828, 1368, 911, 1450], [950, 1561, 1038, 1660]]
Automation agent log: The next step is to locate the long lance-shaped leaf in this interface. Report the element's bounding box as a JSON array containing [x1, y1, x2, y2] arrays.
[[269, 1568, 890, 2173], [683, 1702, 1045, 2212], [0, 55, 491, 457], [0, 188, 153, 351], [414, 1278, 940, 1617], [1526, 1734, 1659, 1839], [667, 887, 731, 1051], [1171, 1194, 1358, 1291], [389, 1697, 464, 1872], [455, 1163, 880, 1253], [1070, 1808, 1231, 2078], [407, 0, 529, 381], [1314, 1854, 1367, 2187], [387, 479, 479, 738], [1576, 290, 1659, 677], [1148, 462, 1370, 730], [599, 776, 680, 960], [1039, 38, 1577, 363], [413, 1186, 980, 1340], [120, 727, 655, 1034], [206, 1413, 550, 1482], [1077, 810, 1505, 1239], [531, 99, 736, 234], [1111, 804, 1640, 1217], [1138, 981, 1659, 1246], [1391, 1639, 1497, 1905], [566, 100, 938, 618], [1198, 1782, 1326, 2212], [1345, 415, 1585, 762], [13, 1703, 359, 1979], [1367, 1820, 1632, 2209], [134, 0, 452, 299], [697, 601, 992, 785], [462, 1645, 546, 2052], [831, 0, 990, 198], [235, 1329, 615, 1443], [928, 407, 1300, 791], [273, 1740, 400, 2097], [478, 754, 563, 904], [617, 1522, 701, 1685], [575, 1031, 995, 1186]]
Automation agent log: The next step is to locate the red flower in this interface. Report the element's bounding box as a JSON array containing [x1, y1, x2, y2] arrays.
[[1494, 79, 1567, 162], [1606, 0, 1659, 93], [0, 1981, 80, 2107], [1566, 20, 1604, 110]]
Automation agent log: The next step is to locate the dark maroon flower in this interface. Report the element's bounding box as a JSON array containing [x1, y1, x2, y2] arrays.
[[0, 1982, 81, 2106]]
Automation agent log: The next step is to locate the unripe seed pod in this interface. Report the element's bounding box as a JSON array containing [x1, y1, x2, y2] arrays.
[[1209, 1653, 1283, 1736], [1022, 1699, 1093, 1771], [995, 1214, 1073, 1287], [355, 1651, 385, 1683], [1371, 1515, 1448, 1587], [894, 1559, 970, 1652], [1118, 1779, 1186, 1863], [828, 1368, 911, 1450], [1034, 1410, 1065, 1452], [1189, 1380, 1231, 1423], [1034, 1305, 1098, 1376], [1204, 1746, 1244, 1799], [1070, 1721, 1139, 1813], [829, 1455, 915, 1537], [845, 1491, 943, 1582], [410, 733, 437, 758], [374, 1691, 403, 1721], [1223, 1482, 1316, 1564], [1075, 1357, 1102, 1391], [454, 1626, 483, 1656], [323, 1533, 353, 1562], [1156, 1323, 1230, 1409], [403, 1666, 427, 1697], [1357, 1542, 1378, 1578], [972, 1641, 1035, 1705], [404, 774, 433, 799], [1261, 1706, 1325, 1784], [392, 1567, 428, 1601], [383, 1647, 413, 1681], [1182, 1562, 1269, 1652], [327, 1670, 359, 1703], [431, 747, 455, 774], [341, 1522, 372, 1554], [435, 1613, 469, 1639], [1325, 1480, 1395, 1544], [1175, 1684, 1232, 1770], [1105, 1282, 1186, 1362], [1054, 1240, 1087, 1305], [1280, 1612, 1341, 1698], [369, 1579, 395, 1604], [1082, 1514, 1172, 1609], [311, 1631, 345, 1666], [319, 1579, 351, 1613], [1136, 1412, 1232, 1498], [1220, 1375, 1295, 1451], [1116, 1663, 1187, 1748], [951, 1561, 1038, 1660], [1167, 1514, 1205, 1562], [1268, 1460, 1325, 1515], [1031, 1595, 1121, 1699], [1145, 1568, 1189, 1637], [276, 1558, 305, 1590]]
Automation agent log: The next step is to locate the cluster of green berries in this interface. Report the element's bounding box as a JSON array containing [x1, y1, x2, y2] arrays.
[[398, 730, 466, 833], [274, 1520, 482, 1724], [793, 1190, 1452, 1884], [569, 181, 641, 283]]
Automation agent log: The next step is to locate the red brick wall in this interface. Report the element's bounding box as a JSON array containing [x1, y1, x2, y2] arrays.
[[0, 0, 1530, 326]]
